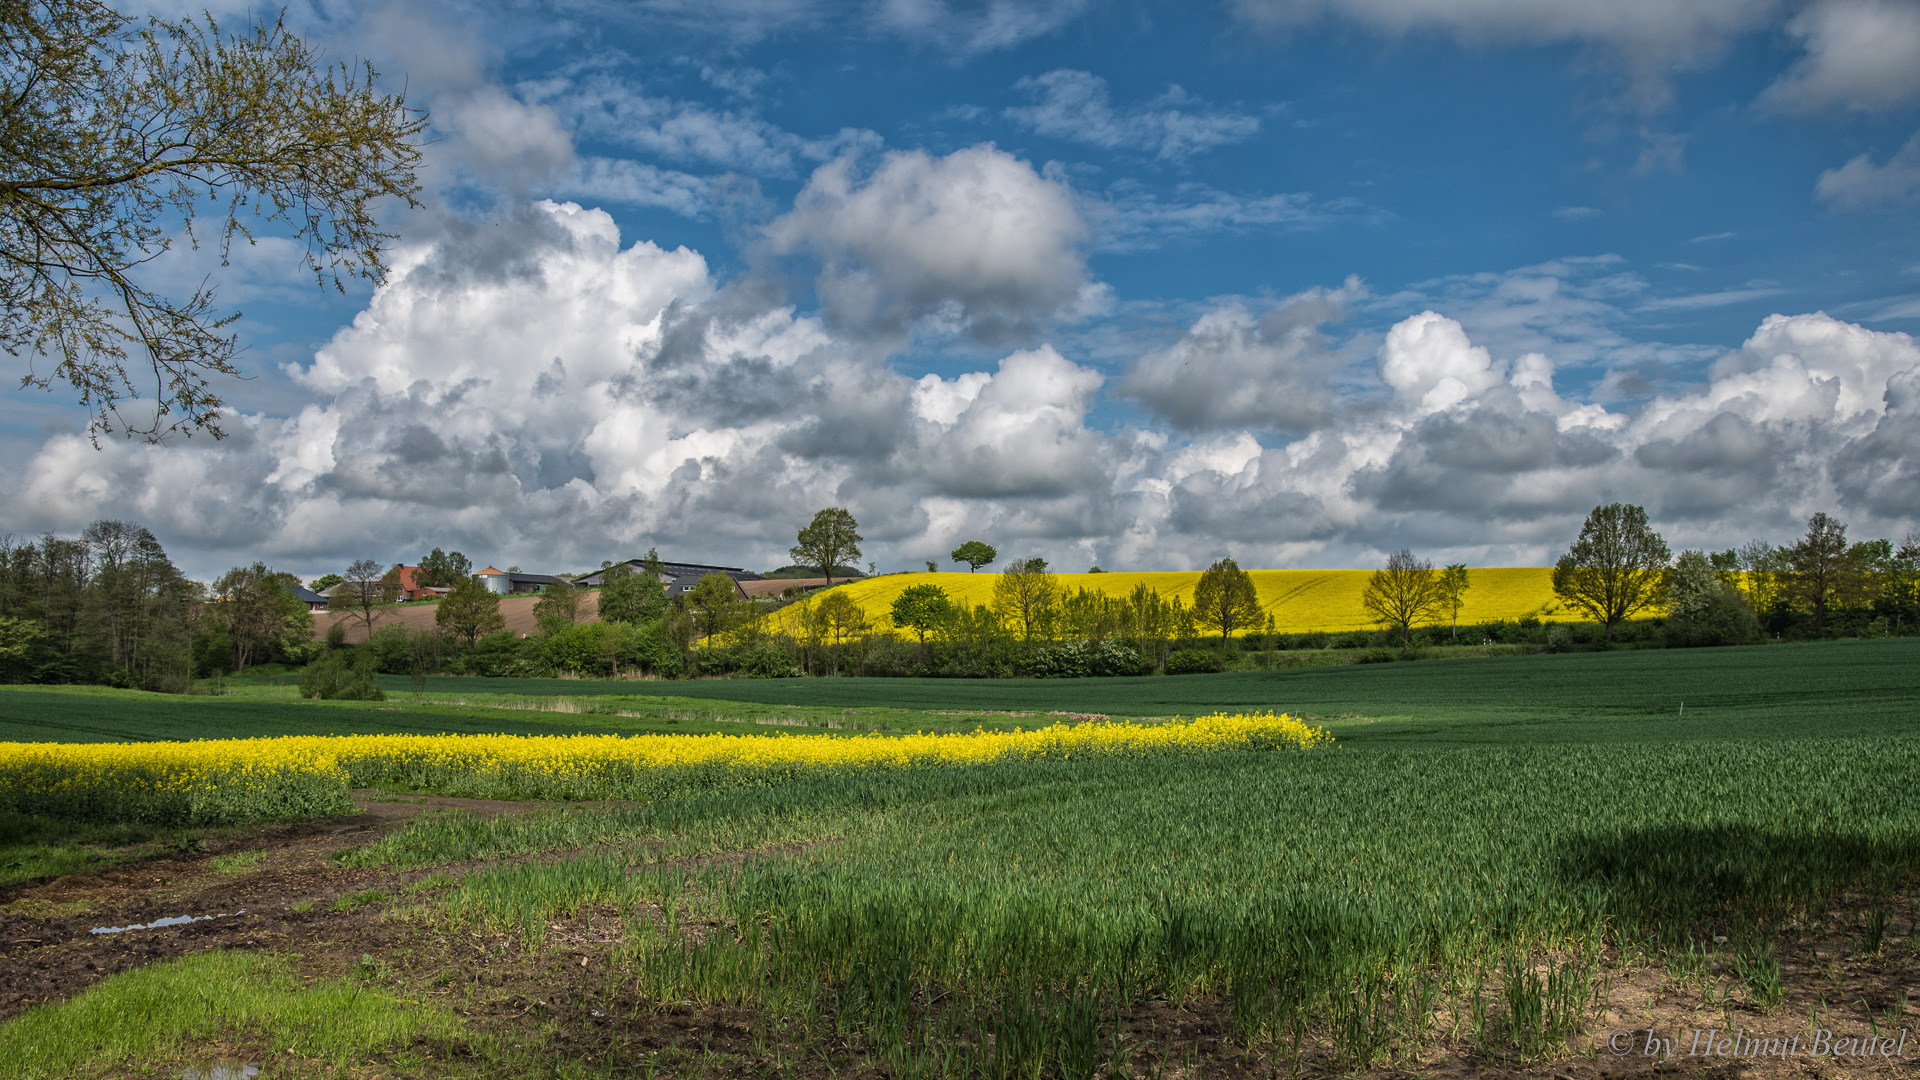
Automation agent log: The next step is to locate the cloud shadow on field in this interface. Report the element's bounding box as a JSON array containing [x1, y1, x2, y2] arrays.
[[1557, 823, 1920, 937]]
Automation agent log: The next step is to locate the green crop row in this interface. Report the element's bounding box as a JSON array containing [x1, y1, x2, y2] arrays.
[[357, 730, 1920, 1068]]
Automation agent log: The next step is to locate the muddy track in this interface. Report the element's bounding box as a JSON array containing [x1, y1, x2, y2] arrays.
[[0, 793, 558, 1022]]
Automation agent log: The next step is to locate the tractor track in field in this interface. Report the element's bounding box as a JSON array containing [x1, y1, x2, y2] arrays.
[[0, 793, 552, 1022]]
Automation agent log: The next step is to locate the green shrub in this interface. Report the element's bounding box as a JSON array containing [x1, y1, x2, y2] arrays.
[[1164, 648, 1226, 675], [298, 650, 386, 701], [458, 629, 535, 677], [541, 622, 614, 675], [622, 618, 684, 677]]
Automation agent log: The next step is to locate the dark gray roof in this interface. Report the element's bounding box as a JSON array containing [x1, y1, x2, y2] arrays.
[[286, 585, 329, 604], [572, 559, 766, 588]]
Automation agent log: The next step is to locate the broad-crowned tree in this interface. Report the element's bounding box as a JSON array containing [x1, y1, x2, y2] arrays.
[[1, 2, 425, 440], [1192, 556, 1261, 647], [791, 508, 861, 586], [685, 572, 740, 643], [816, 588, 868, 656], [532, 578, 584, 636], [597, 562, 667, 625], [1551, 503, 1670, 639], [416, 549, 472, 588], [209, 562, 306, 672], [890, 583, 951, 646], [435, 575, 503, 647], [950, 540, 996, 573]]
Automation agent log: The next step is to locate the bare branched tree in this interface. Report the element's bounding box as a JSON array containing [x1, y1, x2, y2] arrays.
[[1362, 549, 1442, 652], [338, 557, 395, 640]]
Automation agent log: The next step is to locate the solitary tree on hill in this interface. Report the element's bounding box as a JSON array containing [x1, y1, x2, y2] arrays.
[[950, 540, 997, 573], [792, 508, 862, 587], [1192, 557, 1261, 647], [1362, 550, 1444, 652], [1551, 503, 1670, 639]]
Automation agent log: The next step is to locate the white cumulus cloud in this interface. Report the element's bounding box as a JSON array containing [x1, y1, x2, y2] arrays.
[[4, 196, 1917, 579], [761, 145, 1102, 343]]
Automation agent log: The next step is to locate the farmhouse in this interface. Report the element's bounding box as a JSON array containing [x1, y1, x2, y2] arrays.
[[285, 585, 330, 611], [390, 564, 451, 601], [474, 567, 563, 595]]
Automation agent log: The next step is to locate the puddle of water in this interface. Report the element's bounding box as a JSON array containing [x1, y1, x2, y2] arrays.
[[90, 909, 246, 935], [179, 1060, 259, 1080]]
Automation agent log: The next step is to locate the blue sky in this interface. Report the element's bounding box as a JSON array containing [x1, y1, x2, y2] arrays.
[[4, 0, 1919, 579]]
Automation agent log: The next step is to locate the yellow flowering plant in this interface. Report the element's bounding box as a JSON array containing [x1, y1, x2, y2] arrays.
[[0, 713, 1331, 824]]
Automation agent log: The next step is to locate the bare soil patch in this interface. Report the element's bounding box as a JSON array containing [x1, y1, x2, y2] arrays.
[[315, 594, 601, 645]]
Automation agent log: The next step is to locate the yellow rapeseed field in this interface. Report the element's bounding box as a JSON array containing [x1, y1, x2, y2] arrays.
[[0, 713, 1331, 824], [0, 739, 354, 825], [771, 568, 1563, 635]]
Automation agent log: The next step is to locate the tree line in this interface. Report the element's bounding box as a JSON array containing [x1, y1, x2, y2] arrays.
[[5, 503, 1917, 690], [1359, 504, 1920, 656], [0, 522, 318, 688]]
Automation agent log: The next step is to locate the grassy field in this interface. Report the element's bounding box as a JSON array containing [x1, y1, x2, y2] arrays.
[[1, 639, 1916, 1077], [0, 683, 1063, 744], [766, 567, 1563, 635], [4, 638, 1916, 747], [366, 637, 1920, 742], [332, 697, 1920, 1075]]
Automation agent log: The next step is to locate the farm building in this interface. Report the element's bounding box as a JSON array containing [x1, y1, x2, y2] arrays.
[[285, 585, 330, 611], [474, 567, 563, 595], [570, 559, 769, 600], [390, 564, 453, 601]]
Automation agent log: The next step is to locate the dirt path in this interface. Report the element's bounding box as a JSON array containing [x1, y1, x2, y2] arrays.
[[0, 793, 555, 1022]]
